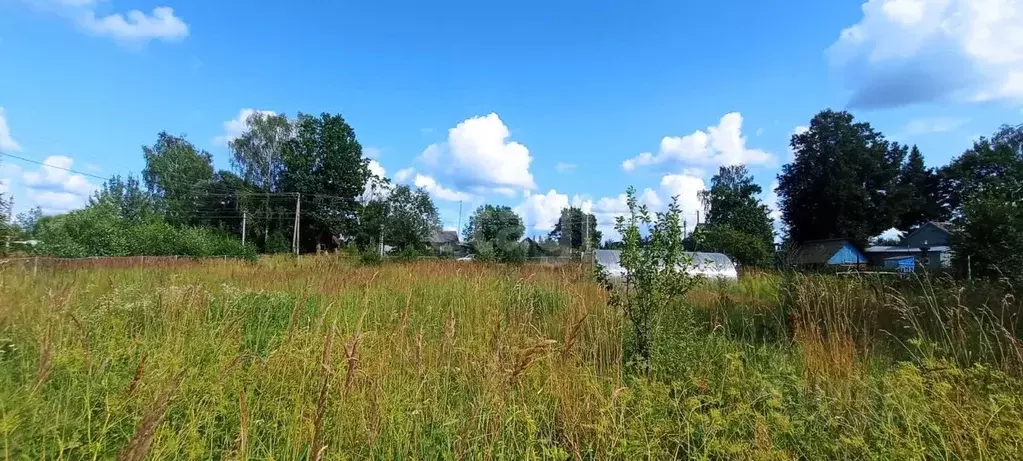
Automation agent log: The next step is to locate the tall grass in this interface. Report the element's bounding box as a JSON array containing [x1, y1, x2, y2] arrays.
[[1, 257, 1022, 458]]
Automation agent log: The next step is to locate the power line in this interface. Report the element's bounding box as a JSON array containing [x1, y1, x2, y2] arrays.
[[0, 152, 110, 182], [0, 152, 316, 201]]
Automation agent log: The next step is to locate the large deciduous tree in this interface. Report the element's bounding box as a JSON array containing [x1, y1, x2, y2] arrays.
[[142, 133, 216, 226], [90, 174, 160, 222], [777, 110, 905, 246], [944, 124, 1023, 282], [382, 185, 441, 253], [695, 165, 774, 266], [228, 111, 371, 253], [464, 204, 524, 260], [939, 125, 1023, 219], [282, 112, 370, 251], [548, 207, 601, 251]]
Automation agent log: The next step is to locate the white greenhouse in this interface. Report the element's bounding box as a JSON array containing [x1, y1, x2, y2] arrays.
[[595, 249, 738, 281]]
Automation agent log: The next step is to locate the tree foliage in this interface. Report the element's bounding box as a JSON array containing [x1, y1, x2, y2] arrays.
[[31, 200, 255, 259], [142, 132, 216, 226], [387, 185, 442, 252], [548, 207, 600, 251], [945, 125, 1023, 283], [90, 174, 161, 222], [939, 125, 1023, 219], [894, 146, 942, 231], [596, 186, 699, 377], [464, 205, 524, 261], [687, 224, 772, 268], [227, 112, 371, 253], [777, 110, 906, 246], [695, 165, 774, 266]]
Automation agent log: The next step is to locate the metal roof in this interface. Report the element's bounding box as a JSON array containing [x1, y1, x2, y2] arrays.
[[790, 239, 862, 265], [866, 245, 951, 253], [595, 249, 738, 280]]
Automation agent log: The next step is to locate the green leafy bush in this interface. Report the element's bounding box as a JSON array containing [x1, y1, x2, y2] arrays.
[[32, 202, 255, 260]]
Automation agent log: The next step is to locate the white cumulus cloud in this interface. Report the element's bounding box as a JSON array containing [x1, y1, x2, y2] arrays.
[[79, 6, 188, 43], [362, 160, 389, 201], [26, 1, 189, 45], [516, 189, 574, 233], [412, 174, 474, 202], [419, 113, 535, 191], [214, 108, 277, 146], [830, 0, 1023, 107], [393, 167, 415, 184], [0, 107, 22, 153], [622, 113, 772, 171], [388, 166, 474, 202], [659, 172, 707, 226], [516, 183, 681, 240], [19, 155, 100, 213]]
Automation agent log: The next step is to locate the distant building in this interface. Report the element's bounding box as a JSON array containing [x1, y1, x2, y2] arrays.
[[426, 230, 467, 256], [789, 239, 867, 267], [595, 249, 738, 280], [865, 221, 953, 269]]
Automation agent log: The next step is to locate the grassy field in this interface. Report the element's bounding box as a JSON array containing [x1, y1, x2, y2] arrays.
[[2, 256, 1023, 459]]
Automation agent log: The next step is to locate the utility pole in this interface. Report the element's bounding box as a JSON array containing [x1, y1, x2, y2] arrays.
[[4, 196, 12, 254], [967, 254, 972, 281], [458, 200, 462, 238], [241, 210, 247, 246], [292, 193, 301, 256], [583, 212, 589, 261]]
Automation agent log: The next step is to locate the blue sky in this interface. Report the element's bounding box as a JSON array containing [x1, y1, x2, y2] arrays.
[[1, 0, 1021, 239]]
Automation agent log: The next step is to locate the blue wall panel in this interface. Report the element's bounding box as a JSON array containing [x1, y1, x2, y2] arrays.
[[828, 243, 867, 265]]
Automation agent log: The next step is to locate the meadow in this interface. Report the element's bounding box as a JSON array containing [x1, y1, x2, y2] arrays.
[[1, 256, 1022, 459]]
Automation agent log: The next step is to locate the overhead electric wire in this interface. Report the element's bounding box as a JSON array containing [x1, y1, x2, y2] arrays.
[[0, 152, 110, 182], [0, 151, 309, 200]]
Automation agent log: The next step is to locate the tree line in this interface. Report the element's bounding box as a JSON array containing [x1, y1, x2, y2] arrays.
[[0, 109, 1020, 281]]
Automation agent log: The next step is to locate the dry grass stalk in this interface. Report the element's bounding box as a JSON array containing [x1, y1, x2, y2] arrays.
[[234, 390, 249, 460], [126, 354, 148, 397], [441, 309, 456, 359], [66, 311, 92, 370], [118, 370, 185, 461], [218, 353, 252, 383], [399, 290, 412, 333], [283, 296, 305, 347], [795, 322, 858, 386], [344, 331, 363, 394], [311, 325, 335, 461], [31, 325, 54, 394], [509, 339, 557, 382], [562, 312, 589, 359], [415, 328, 425, 380]]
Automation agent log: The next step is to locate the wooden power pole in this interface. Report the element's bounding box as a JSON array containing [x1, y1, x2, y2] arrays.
[[292, 193, 301, 256]]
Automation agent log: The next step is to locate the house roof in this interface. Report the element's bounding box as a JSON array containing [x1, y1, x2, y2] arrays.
[[930, 221, 955, 233], [595, 249, 737, 274], [866, 245, 951, 253], [904, 221, 954, 242], [790, 239, 862, 265], [427, 230, 459, 245]]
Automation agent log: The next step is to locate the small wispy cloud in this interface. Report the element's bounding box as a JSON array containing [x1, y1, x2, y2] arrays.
[[899, 117, 969, 138], [555, 162, 577, 173]]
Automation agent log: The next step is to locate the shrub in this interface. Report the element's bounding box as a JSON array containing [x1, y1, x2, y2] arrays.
[[597, 186, 701, 377], [32, 203, 255, 260]]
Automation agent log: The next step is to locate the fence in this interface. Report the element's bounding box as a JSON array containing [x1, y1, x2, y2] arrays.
[[0, 255, 244, 273]]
